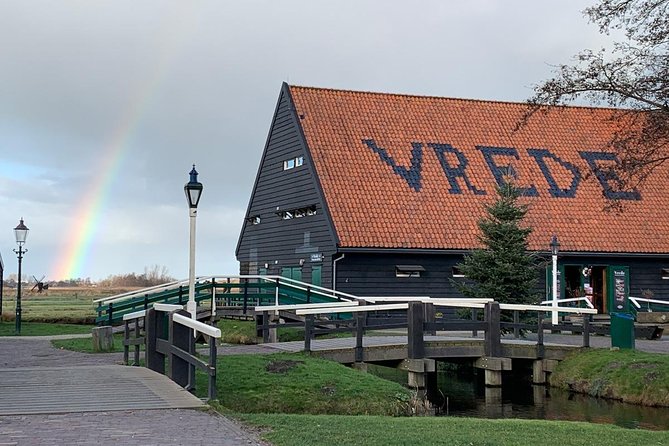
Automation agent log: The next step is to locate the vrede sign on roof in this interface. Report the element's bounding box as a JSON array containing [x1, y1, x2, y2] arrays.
[[363, 139, 641, 201], [287, 84, 669, 254]]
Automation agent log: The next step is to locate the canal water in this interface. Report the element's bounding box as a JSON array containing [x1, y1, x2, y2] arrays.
[[368, 364, 669, 430]]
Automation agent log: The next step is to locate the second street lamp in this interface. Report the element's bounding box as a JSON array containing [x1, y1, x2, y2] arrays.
[[13, 218, 29, 335], [549, 235, 560, 326], [184, 165, 203, 321]]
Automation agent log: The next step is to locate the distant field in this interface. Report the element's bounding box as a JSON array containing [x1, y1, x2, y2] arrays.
[[1, 287, 137, 324]]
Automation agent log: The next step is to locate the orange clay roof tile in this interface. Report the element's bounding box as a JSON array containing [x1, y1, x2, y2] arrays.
[[288, 85, 669, 254]]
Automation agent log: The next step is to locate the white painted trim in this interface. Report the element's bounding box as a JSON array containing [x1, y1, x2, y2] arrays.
[[296, 303, 408, 315], [254, 302, 360, 312], [629, 296, 669, 308], [499, 303, 597, 314], [154, 303, 184, 312], [172, 313, 221, 338], [122, 310, 146, 321], [540, 296, 595, 309]]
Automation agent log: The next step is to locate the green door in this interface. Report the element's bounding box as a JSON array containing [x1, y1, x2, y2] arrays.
[[311, 265, 322, 287], [281, 267, 302, 282], [607, 266, 630, 313]]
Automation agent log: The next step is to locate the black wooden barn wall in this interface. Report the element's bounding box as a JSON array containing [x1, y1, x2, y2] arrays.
[[236, 85, 337, 288], [334, 252, 669, 303]]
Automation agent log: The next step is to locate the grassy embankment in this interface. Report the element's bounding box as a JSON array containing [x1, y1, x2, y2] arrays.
[[237, 414, 669, 446], [550, 348, 669, 407]]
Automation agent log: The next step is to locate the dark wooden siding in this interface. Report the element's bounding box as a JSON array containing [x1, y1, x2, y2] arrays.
[[335, 253, 466, 299], [338, 252, 669, 306], [237, 86, 337, 287]]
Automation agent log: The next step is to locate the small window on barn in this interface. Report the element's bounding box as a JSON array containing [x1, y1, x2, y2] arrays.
[[662, 268, 669, 280], [395, 265, 425, 278], [246, 215, 261, 225], [452, 266, 465, 278], [283, 159, 295, 170], [296, 156, 304, 167], [282, 211, 293, 220], [306, 206, 317, 216]]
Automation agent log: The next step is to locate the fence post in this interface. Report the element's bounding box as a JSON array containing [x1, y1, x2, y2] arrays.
[[243, 278, 249, 314], [209, 334, 217, 400], [123, 320, 130, 365], [304, 314, 314, 353], [262, 310, 270, 343], [407, 302, 425, 360], [513, 310, 520, 339], [108, 302, 113, 326], [170, 309, 194, 391], [355, 301, 366, 363], [145, 308, 165, 374], [537, 312, 545, 358], [582, 313, 590, 348], [424, 302, 436, 336], [471, 308, 478, 337], [134, 316, 141, 366], [484, 302, 501, 357], [306, 286, 311, 304]]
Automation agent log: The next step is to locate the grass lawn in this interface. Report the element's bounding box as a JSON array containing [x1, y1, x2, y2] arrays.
[[0, 321, 92, 336], [551, 349, 669, 406], [1, 288, 116, 323], [196, 352, 413, 416], [237, 413, 669, 446], [51, 332, 131, 353]]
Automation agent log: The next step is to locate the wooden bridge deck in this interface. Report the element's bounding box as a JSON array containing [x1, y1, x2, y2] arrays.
[[0, 364, 204, 416]]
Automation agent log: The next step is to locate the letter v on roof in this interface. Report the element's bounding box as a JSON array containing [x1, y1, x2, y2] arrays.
[[363, 139, 423, 192]]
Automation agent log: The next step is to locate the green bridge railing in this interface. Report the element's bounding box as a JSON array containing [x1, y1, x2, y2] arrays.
[[94, 275, 356, 325]]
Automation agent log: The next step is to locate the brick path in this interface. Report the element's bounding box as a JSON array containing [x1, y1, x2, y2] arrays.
[[0, 338, 270, 445]]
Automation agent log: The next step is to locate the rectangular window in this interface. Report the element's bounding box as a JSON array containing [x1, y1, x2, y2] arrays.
[[246, 215, 261, 225], [662, 268, 669, 280], [395, 265, 425, 278], [452, 266, 465, 278], [283, 156, 304, 171]]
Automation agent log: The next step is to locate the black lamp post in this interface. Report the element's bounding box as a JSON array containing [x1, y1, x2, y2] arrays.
[[13, 218, 28, 335], [549, 235, 560, 325], [184, 165, 203, 321]]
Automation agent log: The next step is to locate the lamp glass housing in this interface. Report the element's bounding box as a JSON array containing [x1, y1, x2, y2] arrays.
[[549, 235, 560, 256], [184, 165, 203, 209], [14, 219, 29, 245]]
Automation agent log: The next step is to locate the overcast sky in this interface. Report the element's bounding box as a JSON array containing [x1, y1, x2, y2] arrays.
[[0, 0, 611, 282]]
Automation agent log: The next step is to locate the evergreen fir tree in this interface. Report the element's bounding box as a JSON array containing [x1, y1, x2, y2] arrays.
[[455, 181, 539, 306]]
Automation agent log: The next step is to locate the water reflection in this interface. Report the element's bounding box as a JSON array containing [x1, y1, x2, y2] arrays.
[[368, 364, 669, 430]]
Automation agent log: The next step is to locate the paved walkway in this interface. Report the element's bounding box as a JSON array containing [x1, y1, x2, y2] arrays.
[[0, 337, 269, 446]]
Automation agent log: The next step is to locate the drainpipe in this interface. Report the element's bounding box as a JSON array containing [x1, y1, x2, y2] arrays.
[[332, 253, 345, 291]]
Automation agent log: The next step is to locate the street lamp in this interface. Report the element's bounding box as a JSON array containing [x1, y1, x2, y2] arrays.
[[184, 165, 203, 321], [13, 218, 29, 335], [549, 235, 560, 326]]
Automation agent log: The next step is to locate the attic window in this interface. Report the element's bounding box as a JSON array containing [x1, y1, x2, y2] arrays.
[[662, 268, 669, 280], [277, 205, 316, 220], [283, 156, 304, 171], [246, 215, 261, 225], [395, 265, 425, 278], [452, 266, 465, 278]]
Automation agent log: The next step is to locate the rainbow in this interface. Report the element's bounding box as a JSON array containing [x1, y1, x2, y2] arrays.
[[50, 5, 201, 280]]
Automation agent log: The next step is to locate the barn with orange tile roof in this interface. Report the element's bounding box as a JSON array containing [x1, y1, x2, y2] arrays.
[[236, 83, 669, 313]]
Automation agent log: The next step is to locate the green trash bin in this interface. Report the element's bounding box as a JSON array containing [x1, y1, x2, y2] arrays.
[[610, 312, 635, 349]]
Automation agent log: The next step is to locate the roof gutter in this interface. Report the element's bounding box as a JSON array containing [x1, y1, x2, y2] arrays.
[[337, 247, 669, 258]]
